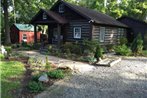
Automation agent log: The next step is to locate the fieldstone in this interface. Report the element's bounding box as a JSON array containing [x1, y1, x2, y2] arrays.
[[0, 45, 7, 55], [38, 73, 49, 82]]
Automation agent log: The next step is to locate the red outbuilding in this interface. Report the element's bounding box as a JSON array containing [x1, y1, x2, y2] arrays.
[[10, 23, 41, 44]]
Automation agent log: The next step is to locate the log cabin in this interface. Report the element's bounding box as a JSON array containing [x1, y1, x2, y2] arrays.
[[118, 16, 147, 49], [30, 0, 128, 47]]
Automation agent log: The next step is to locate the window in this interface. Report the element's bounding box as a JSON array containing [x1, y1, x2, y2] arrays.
[[43, 12, 47, 20], [22, 34, 27, 42], [73, 27, 81, 39], [59, 4, 64, 13], [99, 27, 105, 42], [118, 28, 124, 38]]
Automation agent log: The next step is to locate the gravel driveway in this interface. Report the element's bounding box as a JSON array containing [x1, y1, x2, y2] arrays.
[[35, 57, 147, 98]]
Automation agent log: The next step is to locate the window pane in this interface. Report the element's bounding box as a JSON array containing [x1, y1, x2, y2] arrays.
[[100, 27, 105, 42], [73, 27, 81, 39], [59, 4, 64, 13], [43, 12, 47, 20], [23, 34, 27, 40]]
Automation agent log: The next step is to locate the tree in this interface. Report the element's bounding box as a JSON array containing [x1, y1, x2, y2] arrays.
[[1, 0, 11, 44]]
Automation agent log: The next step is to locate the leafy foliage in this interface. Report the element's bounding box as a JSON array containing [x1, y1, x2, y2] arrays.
[[62, 42, 82, 55], [114, 44, 132, 56], [119, 38, 128, 45], [47, 70, 65, 79], [82, 39, 98, 53], [27, 81, 44, 93], [131, 34, 144, 55], [94, 44, 103, 60], [81, 56, 97, 64], [45, 56, 51, 70], [32, 74, 41, 82], [0, 54, 5, 60], [5, 46, 12, 54]]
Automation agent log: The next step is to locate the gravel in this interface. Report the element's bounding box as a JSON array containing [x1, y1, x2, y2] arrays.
[[35, 57, 147, 98]]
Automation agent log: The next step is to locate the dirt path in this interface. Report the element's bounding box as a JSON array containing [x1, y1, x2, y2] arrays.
[[35, 57, 147, 98]]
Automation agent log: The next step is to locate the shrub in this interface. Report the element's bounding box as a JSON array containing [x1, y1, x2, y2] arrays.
[[48, 45, 53, 53], [131, 34, 143, 55], [105, 44, 114, 52], [119, 38, 128, 45], [45, 56, 51, 70], [21, 41, 28, 47], [32, 43, 41, 49], [114, 44, 132, 56], [81, 56, 97, 64], [27, 81, 44, 93], [32, 74, 41, 82], [46, 69, 65, 79], [62, 43, 82, 55], [81, 39, 98, 53], [5, 46, 12, 54], [0, 53, 5, 60], [94, 44, 103, 60]]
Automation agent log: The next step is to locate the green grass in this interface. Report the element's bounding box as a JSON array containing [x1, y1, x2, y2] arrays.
[[143, 50, 147, 57], [0, 61, 25, 98]]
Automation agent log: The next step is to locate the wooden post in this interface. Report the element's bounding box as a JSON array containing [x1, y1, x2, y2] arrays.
[[57, 24, 61, 48], [34, 24, 37, 44]]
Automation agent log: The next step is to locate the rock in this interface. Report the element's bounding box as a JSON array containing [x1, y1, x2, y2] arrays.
[[38, 73, 49, 82], [0, 45, 7, 55]]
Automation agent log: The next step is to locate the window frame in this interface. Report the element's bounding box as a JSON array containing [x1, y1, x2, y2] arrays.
[[59, 4, 64, 13], [22, 34, 27, 42], [118, 28, 124, 38], [43, 12, 47, 20], [99, 27, 105, 42], [73, 27, 81, 39]]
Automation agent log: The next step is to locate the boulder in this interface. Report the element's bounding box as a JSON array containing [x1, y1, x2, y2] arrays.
[[38, 73, 49, 82]]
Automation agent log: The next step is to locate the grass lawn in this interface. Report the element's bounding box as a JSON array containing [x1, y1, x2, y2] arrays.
[[0, 61, 25, 98]]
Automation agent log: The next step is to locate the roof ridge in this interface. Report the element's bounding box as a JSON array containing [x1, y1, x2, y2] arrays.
[[64, 1, 116, 21], [61, 1, 127, 27]]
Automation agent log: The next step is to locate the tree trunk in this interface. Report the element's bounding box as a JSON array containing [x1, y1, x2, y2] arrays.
[[3, 0, 11, 44]]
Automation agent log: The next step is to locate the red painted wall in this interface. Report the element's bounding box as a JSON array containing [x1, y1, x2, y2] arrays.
[[19, 31, 40, 43], [10, 25, 41, 44]]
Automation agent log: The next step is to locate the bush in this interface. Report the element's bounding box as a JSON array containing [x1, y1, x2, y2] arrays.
[[21, 41, 28, 47], [27, 81, 44, 93], [131, 34, 143, 55], [5, 46, 12, 54], [62, 43, 82, 55], [105, 44, 114, 52], [81, 56, 97, 64], [114, 44, 132, 56], [32, 74, 41, 82], [45, 56, 51, 70], [0, 53, 5, 60], [47, 69, 65, 79], [119, 38, 128, 45], [94, 44, 103, 60], [81, 39, 98, 53]]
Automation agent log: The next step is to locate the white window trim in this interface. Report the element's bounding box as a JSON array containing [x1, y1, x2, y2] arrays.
[[43, 12, 47, 20], [22, 34, 27, 42], [59, 4, 64, 13], [99, 27, 105, 42], [73, 27, 81, 39]]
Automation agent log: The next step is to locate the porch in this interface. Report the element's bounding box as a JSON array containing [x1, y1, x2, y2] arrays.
[[30, 9, 68, 48]]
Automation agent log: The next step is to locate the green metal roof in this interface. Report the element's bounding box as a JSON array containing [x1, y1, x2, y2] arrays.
[[14, 23, 34, 31]]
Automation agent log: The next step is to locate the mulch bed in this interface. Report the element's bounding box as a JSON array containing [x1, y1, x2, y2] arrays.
[[7, 57, 55, 98]]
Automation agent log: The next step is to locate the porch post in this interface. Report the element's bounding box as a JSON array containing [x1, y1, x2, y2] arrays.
[[34, 24, 37, 44], [57, 24, 61, 48]]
